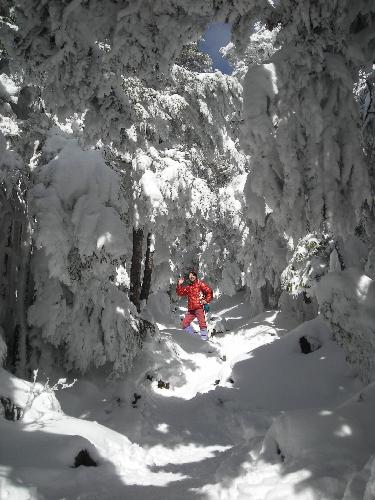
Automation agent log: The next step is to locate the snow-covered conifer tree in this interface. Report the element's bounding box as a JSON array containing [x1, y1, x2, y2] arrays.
[[0, 0, 251, 374], [2, 0, 375, 381]]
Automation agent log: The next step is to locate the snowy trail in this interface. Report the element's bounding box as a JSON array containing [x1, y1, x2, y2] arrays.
[[63, 305, 361, 500], [0, 299, 368, 499]]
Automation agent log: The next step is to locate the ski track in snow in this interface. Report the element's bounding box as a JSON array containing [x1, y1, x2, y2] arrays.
[[0, 298, 367, 500]]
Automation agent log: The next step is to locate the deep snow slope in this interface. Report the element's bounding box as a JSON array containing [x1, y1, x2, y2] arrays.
[[0, 295, 371, 500]]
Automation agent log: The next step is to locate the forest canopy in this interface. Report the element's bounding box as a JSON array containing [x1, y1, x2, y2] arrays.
[[0, 0, 375, 382]]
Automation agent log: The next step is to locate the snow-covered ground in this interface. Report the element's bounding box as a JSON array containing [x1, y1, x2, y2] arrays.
[[1, 295, 373, 500]]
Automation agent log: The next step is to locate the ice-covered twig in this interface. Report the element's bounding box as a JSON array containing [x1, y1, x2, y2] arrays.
[[22, 369, 77, 418]]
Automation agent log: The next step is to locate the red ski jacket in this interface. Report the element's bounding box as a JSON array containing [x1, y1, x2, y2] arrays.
[[176, 279, 213, 311]]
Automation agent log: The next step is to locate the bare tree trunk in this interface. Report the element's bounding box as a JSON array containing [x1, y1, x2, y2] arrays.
[[129, 227, 144, 312], [0, 188, 31, 377], [140, 232, 155, 302], [15, 216, 32, 378], [1, 205, 15, 364]]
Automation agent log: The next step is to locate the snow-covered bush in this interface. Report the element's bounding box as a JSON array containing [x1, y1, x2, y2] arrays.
[[23, 369, 75, 420], [281, 234, 336, 297], [316, 268, 375, 383], [0, 366, 62, 422]]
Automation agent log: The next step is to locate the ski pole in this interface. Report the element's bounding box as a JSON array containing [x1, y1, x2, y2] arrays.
[[203, 303, 209, 335]]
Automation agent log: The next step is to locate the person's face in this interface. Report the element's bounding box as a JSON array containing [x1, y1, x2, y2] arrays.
[[189, 273, 197, 282]]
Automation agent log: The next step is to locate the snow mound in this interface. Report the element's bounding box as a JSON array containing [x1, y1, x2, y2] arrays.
[[0, 366, 188, 499], [231, 317, 358, 411], [344, 454, 375, 500], [260, 382, 375, 500]]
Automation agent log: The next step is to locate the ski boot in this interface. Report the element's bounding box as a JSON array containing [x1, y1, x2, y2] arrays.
[[199, 329, 209, 341], [184, 325, 196, 336]]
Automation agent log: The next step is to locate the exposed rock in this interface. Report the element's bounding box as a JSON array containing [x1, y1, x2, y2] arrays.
[[157, 380, 170, 389], [0, 397, 23, 421], [131, 393, 141, 408], [73, 449, 97, 468], [276, 442, 285, 462], [299, 335, 322, 354]]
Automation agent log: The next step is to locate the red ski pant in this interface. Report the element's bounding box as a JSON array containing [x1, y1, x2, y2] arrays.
[[182, 308, 207, 330]]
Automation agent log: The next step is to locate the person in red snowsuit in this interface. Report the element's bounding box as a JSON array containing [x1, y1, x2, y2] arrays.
[[176, 270, 213, 341]]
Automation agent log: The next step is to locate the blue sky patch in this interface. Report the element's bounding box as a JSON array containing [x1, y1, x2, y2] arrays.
[[199, 22, 233, 75]]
